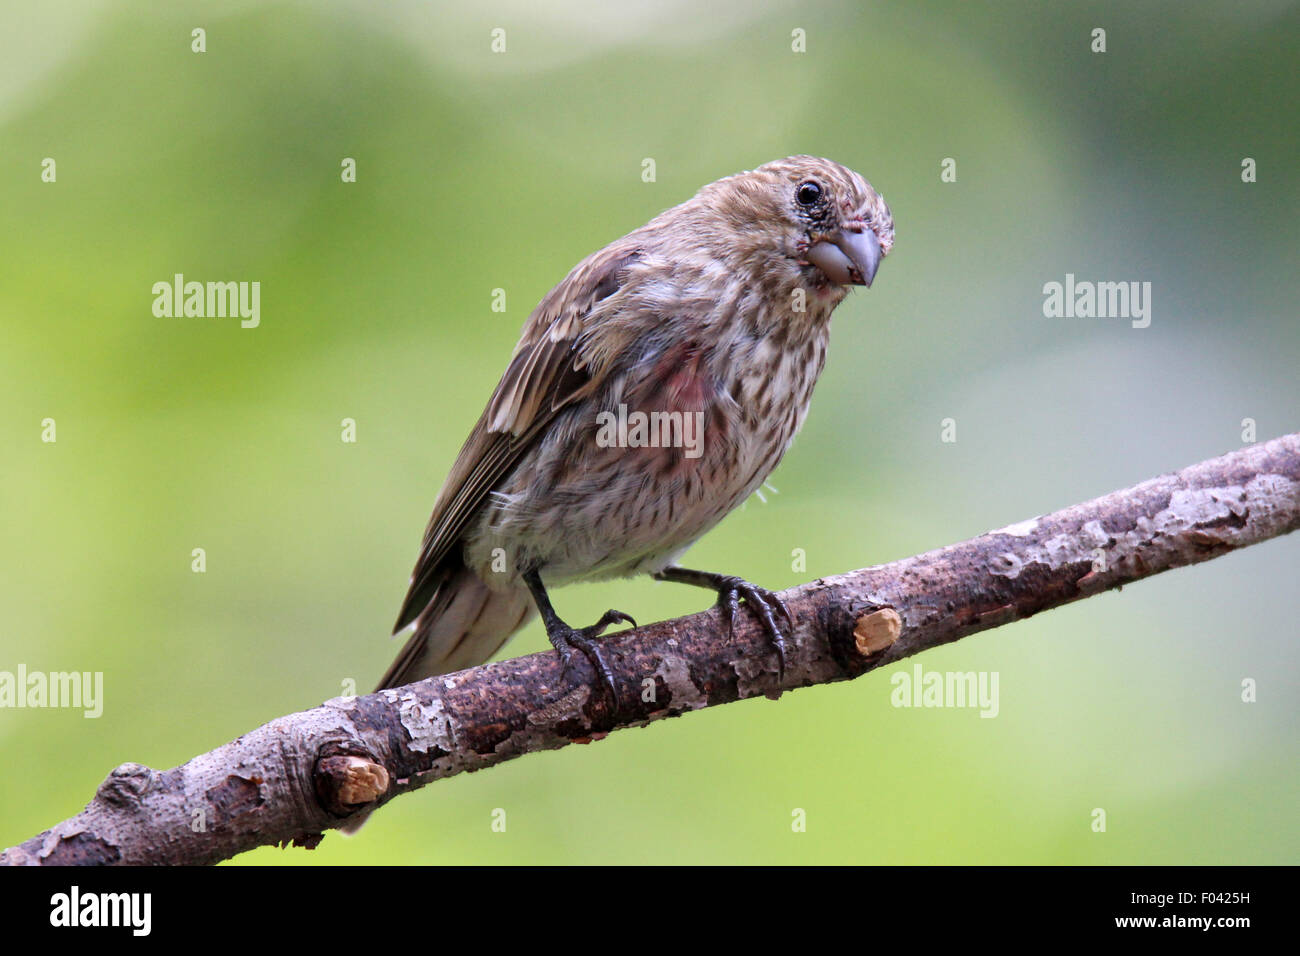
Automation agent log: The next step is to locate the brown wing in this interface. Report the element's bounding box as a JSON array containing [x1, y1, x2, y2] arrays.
[[391, 245, 642, 634]]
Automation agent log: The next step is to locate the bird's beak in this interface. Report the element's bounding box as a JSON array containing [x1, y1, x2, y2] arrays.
[[805, 224, 882, 287]]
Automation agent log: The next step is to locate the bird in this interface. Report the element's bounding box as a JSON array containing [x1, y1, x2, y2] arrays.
[[376, 156, 893, 699]]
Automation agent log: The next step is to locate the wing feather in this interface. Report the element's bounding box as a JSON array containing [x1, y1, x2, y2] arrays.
[[391, 244, 642, 634]]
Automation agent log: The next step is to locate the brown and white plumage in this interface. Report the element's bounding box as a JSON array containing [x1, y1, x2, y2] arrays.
[[377, 156, 893, 690]]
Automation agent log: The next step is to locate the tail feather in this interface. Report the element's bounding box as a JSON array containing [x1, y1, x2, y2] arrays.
[[375, 565, 533, 692]]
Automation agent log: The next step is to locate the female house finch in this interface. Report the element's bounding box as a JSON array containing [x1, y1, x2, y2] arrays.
[[378, 156, 893, 696]]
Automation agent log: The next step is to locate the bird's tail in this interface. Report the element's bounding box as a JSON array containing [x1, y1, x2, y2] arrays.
[[374, 565, 534, 692]]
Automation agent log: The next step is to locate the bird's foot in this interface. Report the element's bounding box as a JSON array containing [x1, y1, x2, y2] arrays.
[[522, 569, 635, 711], [546, 608, 636, 707], [653, 566, 793, 686], [713, 576, 793, 684]]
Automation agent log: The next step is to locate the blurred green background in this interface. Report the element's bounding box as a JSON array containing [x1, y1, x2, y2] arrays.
[[2, 0, 1297, 865]]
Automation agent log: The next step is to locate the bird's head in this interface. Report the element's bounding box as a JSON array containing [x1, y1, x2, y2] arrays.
[[693, 155, 894, 293]]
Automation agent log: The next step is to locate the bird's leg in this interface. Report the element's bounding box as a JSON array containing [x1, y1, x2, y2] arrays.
[[522, 569, 635, 706], [652, 566, 793, 683]]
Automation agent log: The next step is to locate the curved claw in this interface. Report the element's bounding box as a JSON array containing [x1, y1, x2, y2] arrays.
[[595, 609, 637, 630], [550, 607, 636, 711], [740, 586, 788, 684], [561, 631, 618, 705], [717, 589, 741, 640], [710, 577, 792, 687]]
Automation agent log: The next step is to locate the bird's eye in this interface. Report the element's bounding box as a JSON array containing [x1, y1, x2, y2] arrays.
[[796, 181, 822, 206]]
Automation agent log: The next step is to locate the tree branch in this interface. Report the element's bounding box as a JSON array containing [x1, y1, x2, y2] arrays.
[[5, 434, 1298, 866]]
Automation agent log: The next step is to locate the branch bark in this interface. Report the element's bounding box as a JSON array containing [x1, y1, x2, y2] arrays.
[[5, 434, 1298, 866]]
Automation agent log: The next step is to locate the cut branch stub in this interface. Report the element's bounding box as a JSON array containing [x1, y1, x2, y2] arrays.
[[315, 755, 390, 816], [853, 606, 903, 655]]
